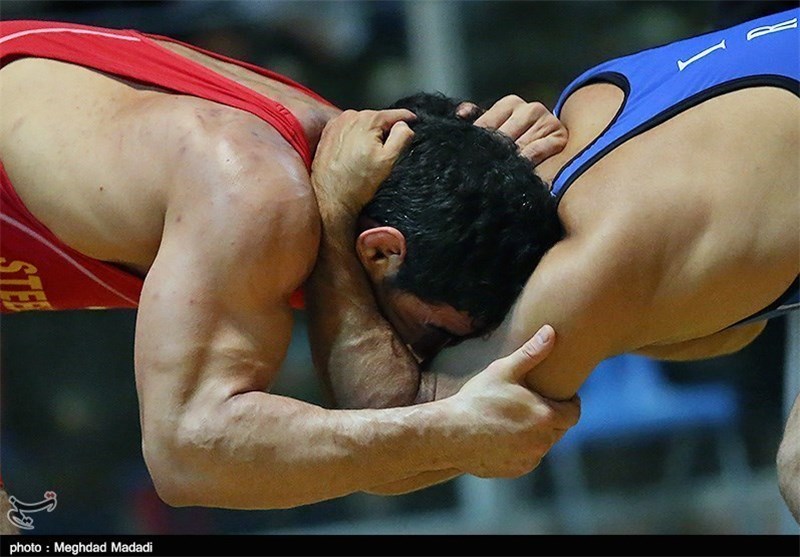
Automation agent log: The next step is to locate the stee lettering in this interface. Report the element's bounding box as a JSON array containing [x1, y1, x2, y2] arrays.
[[0, 257, 52, 310]]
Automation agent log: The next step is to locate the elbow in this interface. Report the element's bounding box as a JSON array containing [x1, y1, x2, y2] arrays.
[[142, 414, 225, 508], [719, 321, 767, 355], [142, 400, 312, 511], [151, 474, 192, 509], [142, 435, 201, 508]]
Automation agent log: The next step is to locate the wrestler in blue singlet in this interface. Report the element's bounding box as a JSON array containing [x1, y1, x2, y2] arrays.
[[550, 8, 799, 326]]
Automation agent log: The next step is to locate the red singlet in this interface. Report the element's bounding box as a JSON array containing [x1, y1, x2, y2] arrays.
[[0, 20, 322, 312]]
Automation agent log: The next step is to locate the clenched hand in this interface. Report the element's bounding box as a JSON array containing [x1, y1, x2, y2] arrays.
[[311, 109, 415, 220]]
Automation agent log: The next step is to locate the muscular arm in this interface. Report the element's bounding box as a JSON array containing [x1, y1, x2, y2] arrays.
[[307, 98, 570, 409], [305, 205, 453, 409], [303, 110, 464, 493], [305, 107, 578, 495], [305, 193, 464, 494], [134, 123, 571, 508], [134, 139, 464, 509], [430, 228, 644, 402], [305, 109, 473, 409]]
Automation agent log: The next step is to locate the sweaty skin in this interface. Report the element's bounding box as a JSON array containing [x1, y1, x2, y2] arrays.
[[0, 41, 579, 508], [307, 96, 572, 409], [306, 81, 796, 516], [309, 83, 797, 418], [436, 83, 797, 400]]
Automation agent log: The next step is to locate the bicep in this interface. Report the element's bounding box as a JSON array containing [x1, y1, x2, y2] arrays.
[[429, 294, 611, 402], [134, 235, 293, 391], [135, 157, 314, 444], [134, 229, 295, 453], [506, 293, 617, 401], [432, 245, 634, 401]]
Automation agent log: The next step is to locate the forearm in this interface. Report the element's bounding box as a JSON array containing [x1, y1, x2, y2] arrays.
[[306, 208, 430, 408], [148, 391, 464, 509]]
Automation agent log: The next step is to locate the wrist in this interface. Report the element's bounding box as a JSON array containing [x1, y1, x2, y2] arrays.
[[316, 202, 359, 255], [311, 181, 360, 228]]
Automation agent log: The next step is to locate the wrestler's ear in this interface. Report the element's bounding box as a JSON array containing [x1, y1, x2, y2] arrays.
[[355, 226, 407, 282]]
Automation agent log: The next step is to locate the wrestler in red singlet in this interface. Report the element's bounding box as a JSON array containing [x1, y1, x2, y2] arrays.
[[0, 20, 322, 312]]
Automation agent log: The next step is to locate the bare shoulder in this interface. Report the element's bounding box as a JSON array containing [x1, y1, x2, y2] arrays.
[[511, 234, 641, 343], [154, 99, 320, 301], [558, 83, 625, 149]]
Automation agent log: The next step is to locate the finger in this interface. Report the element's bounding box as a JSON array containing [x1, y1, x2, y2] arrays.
[[519, 133, 568, 165], [473, 94, 524, 129], [372, 108, 417, 131], [497, 324, 556, 382], [383, 120, 414, 158], [495, 104, 550, 141], [473, 106, 513, 130], [514, 114, 561, 145], [545, 394, 582, 430], [517, 112, 567, 145]]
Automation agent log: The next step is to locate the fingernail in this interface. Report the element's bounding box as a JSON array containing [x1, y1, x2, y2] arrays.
[[534, 325, 553, 347]]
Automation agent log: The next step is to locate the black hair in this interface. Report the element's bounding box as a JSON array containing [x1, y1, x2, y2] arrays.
[[361, 92, 564, 334]]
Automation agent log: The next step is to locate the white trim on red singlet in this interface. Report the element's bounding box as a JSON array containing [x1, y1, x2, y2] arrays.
[[0, 27, 140, 45], [1, 213, 139, 305]]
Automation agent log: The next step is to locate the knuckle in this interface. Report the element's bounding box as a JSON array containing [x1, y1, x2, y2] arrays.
[[523, 144, 542, 158], [522, 104, 539, 116], [397, 123, 414, 136]]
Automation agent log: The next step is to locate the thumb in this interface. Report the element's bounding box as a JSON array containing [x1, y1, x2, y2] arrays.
[[383, 120, 414, 160], [496, 324, 555, 383]]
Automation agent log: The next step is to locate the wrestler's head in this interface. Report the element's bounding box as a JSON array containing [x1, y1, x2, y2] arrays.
[[355, 92, 563, 363]]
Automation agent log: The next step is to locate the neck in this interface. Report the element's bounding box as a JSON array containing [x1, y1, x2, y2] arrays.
[[533, 149, 575, 192]]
